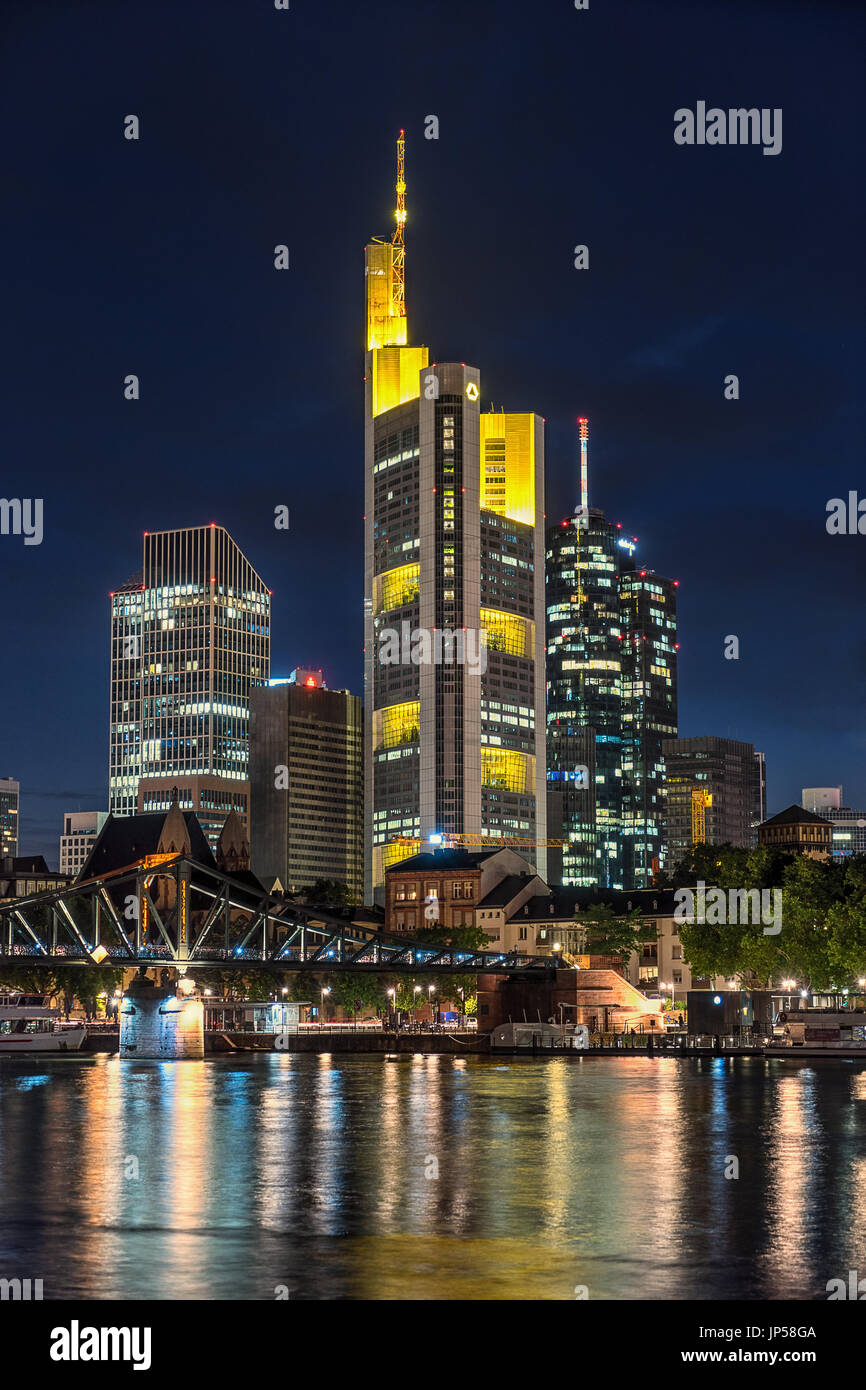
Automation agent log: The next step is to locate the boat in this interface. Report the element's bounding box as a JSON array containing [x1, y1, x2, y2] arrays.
[[0, 994, 87, 1052], [765, 1008, 866, 1058]]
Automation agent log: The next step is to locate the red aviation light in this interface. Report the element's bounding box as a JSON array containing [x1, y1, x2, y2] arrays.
[[305, 677, 317, 687]]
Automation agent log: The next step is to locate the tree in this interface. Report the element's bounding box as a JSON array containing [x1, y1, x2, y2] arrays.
[[329, 972, 386, 1018], [412, 923, 485, 1005], [577, 904, 657, 969], [302, 879, 356, 908], [675, 850, 866, 990]]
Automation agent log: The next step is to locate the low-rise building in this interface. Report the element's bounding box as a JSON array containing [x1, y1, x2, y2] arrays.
[[0, 857, 70, 901], [758, 805, 833, 859]]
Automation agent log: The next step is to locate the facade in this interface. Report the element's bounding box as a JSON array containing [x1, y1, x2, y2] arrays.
[[0, 778, 19, 859], [249, 668, 364, 899], [384, 847, 545, 936], [108, 524, 270, 849], [802, 787, 866, 858], [758, 805, 833, 859], [364, 136, 546, 901], [662, 736, 764, 866], [546, 482, 677, 891], [0, 856, 69, 901], [60, 810, 109, 877]]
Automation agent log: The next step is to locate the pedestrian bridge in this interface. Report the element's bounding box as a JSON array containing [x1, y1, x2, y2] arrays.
[[0, 854, 563, 976]]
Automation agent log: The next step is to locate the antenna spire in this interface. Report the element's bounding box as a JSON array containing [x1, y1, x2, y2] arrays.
[[391, 129, 406, 320]]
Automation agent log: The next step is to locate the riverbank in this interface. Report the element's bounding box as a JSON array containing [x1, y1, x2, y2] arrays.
[[72, 1029, 806, 1058]]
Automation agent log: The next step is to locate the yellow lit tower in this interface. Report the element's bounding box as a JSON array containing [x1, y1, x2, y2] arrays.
[[364, 133, 546, 903]]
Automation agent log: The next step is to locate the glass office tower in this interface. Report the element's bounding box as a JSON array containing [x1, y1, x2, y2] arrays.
[[109, 524, 270, 846]]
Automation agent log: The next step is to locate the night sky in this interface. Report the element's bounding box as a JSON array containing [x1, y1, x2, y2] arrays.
[[3, 0, 864, 864]]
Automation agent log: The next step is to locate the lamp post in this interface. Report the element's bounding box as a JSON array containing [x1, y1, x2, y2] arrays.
[[387, 986, 395, 1031], [413, 985, 421, 1030], [428, 983, 435, 1027], [320, 986, 330, 1029]]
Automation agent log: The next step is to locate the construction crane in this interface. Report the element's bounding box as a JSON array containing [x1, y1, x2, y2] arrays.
[[691, 789, 712, 844], [393, 834, 569, 850], [391, 129, 406, 321]]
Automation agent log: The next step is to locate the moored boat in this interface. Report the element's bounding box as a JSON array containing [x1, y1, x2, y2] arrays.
[[765, 1008, 866, 1058], [0, 994, 87, 1052]]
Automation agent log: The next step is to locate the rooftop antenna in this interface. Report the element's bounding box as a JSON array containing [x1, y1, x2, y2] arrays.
[[391, 129, 406, 321]]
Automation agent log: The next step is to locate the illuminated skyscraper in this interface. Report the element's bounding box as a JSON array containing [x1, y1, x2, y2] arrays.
[[364, 134, 547, 901], [108, 524, 270, 847], [546, 424, 677, 888], [0, 778, 19, 858]]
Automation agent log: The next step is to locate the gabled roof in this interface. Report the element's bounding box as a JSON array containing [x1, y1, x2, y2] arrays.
[[78, 811, 216, 881], [478, 874, 542, 907], [2, 856, 53, 875], [761, 805, 832, 828]]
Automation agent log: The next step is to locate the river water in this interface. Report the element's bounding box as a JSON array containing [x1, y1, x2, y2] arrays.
[[1, 1052, 864, 1300]]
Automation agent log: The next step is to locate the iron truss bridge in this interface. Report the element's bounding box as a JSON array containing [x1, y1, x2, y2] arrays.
[[0, 854, 564, 976]]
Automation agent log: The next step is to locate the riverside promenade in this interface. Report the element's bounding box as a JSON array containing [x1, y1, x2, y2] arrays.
[[74, 1027, 769, 1057]]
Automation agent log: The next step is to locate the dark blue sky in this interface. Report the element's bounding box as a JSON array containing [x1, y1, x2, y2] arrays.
[[3, 0, 864, 863]]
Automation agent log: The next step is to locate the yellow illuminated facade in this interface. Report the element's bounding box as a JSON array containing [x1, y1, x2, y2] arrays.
[[374, 701, 420, 751], [374, 562, 420, 614], [480, 412, 537, 525], [366, 239, 406, 352], [381, 838, 419, 870], [480, 608, 534, 658], [369, 342, 429, 418], [481, 749, 535, 796]]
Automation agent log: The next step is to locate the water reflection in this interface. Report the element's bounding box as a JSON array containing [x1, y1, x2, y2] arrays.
[[1, 1054, 865, 1299]]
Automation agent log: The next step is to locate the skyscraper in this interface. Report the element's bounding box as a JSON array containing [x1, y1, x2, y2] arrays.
[[662, 735, 764, 866], [364, 134, 547, 902], [546, 424, 677, 889], [60, 810, 108, 877], [250, 668, 364, 899], [619, 565, 678, 884], [0, 778, 20, 858], [109, 524, 270, 847]]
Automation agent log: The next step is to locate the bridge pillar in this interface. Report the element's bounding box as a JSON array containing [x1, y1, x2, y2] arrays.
[[119, 968, 204, 1060]]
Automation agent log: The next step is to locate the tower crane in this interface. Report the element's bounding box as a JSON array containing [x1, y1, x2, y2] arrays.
[[691, 789, 712, 844]]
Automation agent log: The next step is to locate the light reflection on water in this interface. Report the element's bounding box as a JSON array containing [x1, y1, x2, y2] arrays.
[[1, 1053, 865, 1300]]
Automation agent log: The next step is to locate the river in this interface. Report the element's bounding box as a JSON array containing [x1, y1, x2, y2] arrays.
[[1, 1052, 864, 1300]]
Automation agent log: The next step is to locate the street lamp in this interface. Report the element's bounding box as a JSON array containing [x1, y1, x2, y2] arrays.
[[387, 987, 396, 1030], [413, 984, 421, 1028], [428, 983, 435, 1026], [320, 986, 330, 1029]]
